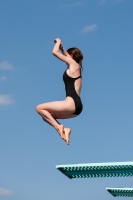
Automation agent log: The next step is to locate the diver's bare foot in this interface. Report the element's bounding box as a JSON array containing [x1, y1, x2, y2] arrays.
[[57, 124, 65, 139], [62, 130, 67, 141], [64, 128, 71, 145]]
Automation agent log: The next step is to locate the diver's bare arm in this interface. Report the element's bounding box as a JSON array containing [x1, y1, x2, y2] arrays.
[[52, 38, 73, 64], [60, 44, 70, 57]]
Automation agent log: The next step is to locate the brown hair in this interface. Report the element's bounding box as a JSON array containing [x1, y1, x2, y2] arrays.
[[67, 47, 83, 70]]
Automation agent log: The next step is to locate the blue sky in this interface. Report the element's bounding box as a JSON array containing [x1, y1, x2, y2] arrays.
[[0, 0, 133, 199]]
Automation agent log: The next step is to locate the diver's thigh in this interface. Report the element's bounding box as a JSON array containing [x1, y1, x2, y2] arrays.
[[52, 113, 77, 119], [37, 100, 75, 114]]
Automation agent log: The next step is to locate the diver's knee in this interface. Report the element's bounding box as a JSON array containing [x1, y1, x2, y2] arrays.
[[36, 105, 40, 113]]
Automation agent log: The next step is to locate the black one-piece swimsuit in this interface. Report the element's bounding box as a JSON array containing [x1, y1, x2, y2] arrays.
[[63, 70, 83, 115]]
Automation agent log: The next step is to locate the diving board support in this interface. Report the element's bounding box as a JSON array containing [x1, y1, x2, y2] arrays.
[[106, 188, 133, 197], [56, 161, 133, 179]]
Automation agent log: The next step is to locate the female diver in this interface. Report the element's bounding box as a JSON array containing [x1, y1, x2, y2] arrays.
[[36, 38, 83, 145]]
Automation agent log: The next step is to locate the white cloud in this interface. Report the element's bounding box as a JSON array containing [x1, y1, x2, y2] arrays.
[[98, 0, 107, 5], [0, 76, 7, 81], [0, 61, 14, 70], [0, 188, 13, 196], [0, 95, 15, 105], [81, 24, 98, 34], [98, 0, 124, 4], [59, 1, 84, 8]]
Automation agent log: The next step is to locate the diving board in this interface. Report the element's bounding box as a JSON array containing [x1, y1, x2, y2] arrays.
[[106, 188, 133, 197], [56, 161, 133, 179]]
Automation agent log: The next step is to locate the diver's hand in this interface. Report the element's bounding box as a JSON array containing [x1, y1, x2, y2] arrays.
[[54, 38, 61, 44]]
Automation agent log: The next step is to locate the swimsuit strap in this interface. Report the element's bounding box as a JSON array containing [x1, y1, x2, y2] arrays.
[[74, 75, 82, 80], [65, 70, 82, 80]]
